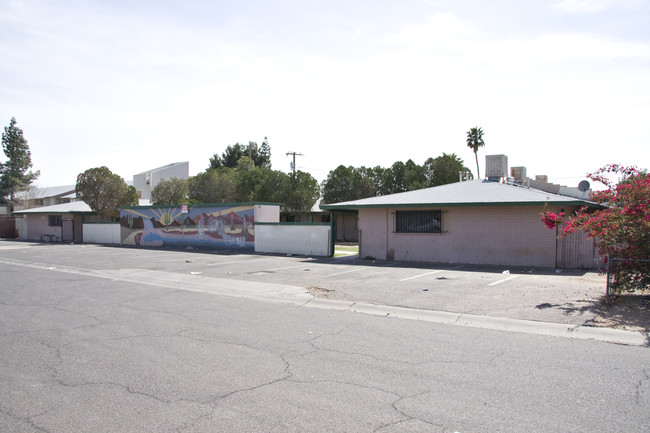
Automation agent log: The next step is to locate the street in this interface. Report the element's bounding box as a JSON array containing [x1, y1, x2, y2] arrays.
[[0, 242, 648, 432]]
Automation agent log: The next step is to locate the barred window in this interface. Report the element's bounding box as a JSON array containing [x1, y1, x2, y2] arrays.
[[396, 210, 441, 233]]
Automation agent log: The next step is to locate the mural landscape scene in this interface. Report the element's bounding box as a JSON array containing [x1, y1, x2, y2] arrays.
[[120, 205, 255, 250]]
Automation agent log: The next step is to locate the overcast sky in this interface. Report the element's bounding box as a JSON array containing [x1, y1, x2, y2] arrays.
[[1, 0, 648, 190]]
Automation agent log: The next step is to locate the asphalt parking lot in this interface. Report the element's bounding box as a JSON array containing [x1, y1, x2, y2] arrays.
[[0, 240, 620, 329]]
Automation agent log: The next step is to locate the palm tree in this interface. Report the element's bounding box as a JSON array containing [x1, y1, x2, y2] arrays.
[[466, 127, 485, 179]]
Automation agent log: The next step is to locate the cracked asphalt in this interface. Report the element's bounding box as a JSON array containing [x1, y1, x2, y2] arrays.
[[1, 241, 649, 432]]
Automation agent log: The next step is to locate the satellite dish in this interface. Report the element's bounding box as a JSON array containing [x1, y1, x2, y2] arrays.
[[578, 180, 590, 192]]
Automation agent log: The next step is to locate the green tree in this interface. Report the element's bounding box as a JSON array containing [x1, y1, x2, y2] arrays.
[[123, 185, 139, 207], [424, 153, 473, 186], [0, 117, 40, 209], [208, 139, 271, 170], [404, 159, 427, 191], [355, 166, 386, 198], [150, 177, 189, 205], [321, 165, 378, 204], [75, 167, 136, 219], [188, 169, 236, 203], [254, 137, 271, 169], [382, 161, 409, 194], [466, 126, 485, 179], [283, 171, 320, 217], [252, 169, 288, 203], [234, 168, 265, 202], [322, 166, 354, 204]]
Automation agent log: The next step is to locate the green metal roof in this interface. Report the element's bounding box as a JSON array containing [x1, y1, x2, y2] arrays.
[[320, 180, 599, 210]]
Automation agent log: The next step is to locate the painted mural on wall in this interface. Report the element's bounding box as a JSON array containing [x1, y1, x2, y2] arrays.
[[120, 204, 255, 249]]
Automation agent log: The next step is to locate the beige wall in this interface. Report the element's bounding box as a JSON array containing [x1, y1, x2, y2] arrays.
[[359, 205, 574, 267], [255, 223, 331, 256]]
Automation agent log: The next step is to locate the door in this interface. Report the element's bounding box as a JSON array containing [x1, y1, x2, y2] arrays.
[[62, 218, 74, 242]]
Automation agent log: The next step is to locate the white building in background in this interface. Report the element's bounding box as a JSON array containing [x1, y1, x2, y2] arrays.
[[132, 162, 189, 201]]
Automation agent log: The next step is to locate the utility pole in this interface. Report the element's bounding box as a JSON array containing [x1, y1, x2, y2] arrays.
[[285, 151, 303, 174]]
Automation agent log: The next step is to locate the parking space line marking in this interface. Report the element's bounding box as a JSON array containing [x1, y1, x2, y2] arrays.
[[326, 268, 366, 277], [400, 270, 444, 281], [488, 275, 521, 286], [267, 264, 310, 271]]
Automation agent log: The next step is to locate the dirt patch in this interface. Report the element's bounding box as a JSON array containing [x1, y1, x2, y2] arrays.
[[308, 287, 334, 299], [588, 295, 650, 332]]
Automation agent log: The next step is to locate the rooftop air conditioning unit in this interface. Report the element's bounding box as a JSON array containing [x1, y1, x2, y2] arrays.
[[511, 166, 527, 184], [485, 154, 508, 180]]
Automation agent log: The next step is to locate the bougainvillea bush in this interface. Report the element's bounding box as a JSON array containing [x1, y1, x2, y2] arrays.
[[541, 164, 650, 293]]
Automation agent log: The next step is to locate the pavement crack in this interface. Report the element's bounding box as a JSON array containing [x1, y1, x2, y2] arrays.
[[635, 368, 649, 405], [0, 404, 53, 433]]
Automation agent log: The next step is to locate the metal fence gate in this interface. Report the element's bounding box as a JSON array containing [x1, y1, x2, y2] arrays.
[[556, 227, 603, 269]]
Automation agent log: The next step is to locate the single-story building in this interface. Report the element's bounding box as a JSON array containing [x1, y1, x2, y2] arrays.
[[12, 201, 96, 243], [321, 179, 602, 269]]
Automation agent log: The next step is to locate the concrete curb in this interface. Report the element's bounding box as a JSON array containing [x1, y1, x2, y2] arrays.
[[303, 299, 649, 347]]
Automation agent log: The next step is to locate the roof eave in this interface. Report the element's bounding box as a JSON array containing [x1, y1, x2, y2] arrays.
[[321, 200, 602, 211]]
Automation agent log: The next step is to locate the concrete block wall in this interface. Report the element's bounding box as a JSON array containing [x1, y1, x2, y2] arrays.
[[83, 223, 121, 244], [255, 223, 331, 257], [359, 205, 564, 267]]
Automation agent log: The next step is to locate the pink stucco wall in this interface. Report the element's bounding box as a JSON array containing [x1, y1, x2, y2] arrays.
[[20, 214, 63, 241], [359, 205, 573, 267]]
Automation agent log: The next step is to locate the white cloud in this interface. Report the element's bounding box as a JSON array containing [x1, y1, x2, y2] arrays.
[[382, 12, 475, 48]]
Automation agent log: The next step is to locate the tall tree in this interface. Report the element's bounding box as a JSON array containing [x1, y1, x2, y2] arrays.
[[188, 169, 236, 203], [254, 137, 271, 169], [0, 117, 40, 209], [150, 177, 189, 205], [382, 161, 408, 194], [252, 169, 288, 203], [76, 167, 137, 219], [208, 139, 271, 171], [424, 153, 473, 186], [283, 171, 320, 217], [466, 126, 485, 179], [321, 165, 377, 204], [404, 159, 427, 191]]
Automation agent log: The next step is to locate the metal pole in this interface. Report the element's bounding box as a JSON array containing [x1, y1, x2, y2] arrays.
[[605, 254, 611, 303]]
